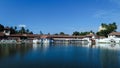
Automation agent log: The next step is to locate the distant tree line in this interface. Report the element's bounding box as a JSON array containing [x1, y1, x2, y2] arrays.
[[0, 24, 33, 34], [0, 22, 117, 36], [53, 22, 117, 37], [72, 22, 117, 37], [72, 30, 94, 36], [53, 32, 69, 35]]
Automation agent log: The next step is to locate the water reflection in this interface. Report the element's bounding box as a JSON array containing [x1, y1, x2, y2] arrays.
[[0, 44, 120, 68], [96, 44, 120, 50], [0, 43, 51, 59], [100, 48, 120, 68], [0, 44, 33, 59], [33, 43, 50, 52]]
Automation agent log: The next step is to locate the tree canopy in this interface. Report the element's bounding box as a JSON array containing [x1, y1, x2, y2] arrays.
[[59, 32, 65, 35], [0, 24, 33, 34], [72, 31, 94, 36], [96, 22, 117, 37], [0, 24, 4, 32], [72, 31, 80, 36], [0, 22, 117, 36]]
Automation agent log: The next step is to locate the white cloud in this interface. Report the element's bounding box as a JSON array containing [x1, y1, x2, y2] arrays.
[[18, 24, 26, 28]]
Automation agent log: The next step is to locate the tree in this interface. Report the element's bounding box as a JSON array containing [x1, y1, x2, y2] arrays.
[[48, 33, 50, 35], [0, 24, 4, 32], [14, 26, 17, 30], [40, 31, 43, 35], [54, 33, 58, 35], [14, 26, 18, 34], [72, 31, 80, 36], [0, 24, 33, 34], [96, 22, 117, 37], [29, 31, 33, 34], [79, 32, 90, 35], [60, 32, 65, 35], [10, 27, 16, 34], [90, 30, 95, 34], [26, 29, 29, 34], [19, 27, 26, 34]]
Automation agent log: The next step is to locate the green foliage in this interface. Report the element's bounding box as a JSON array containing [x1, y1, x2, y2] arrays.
[[53, 32, 68, 35], [14, 26, 18, 33], [72, 31, 94, 36], [54, 33, 58, 35], [0, 24, 33, 34], [19, 27, 26, 34], [59, 32, 65, 35], [26, 29, 29, 33], [48, 33, 50, 35], [72, 31, 80, 36], [40, 31, 43, 35], [18, 27, 33, 34], [10, 27, 16, 34], [79, 32, 90, 35], [29, 31, 33, 34], [96, 22, 117, 37], [0, 24, 4, 32]]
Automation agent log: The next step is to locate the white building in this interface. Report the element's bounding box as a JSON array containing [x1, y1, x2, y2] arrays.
[[3, 27, 10, 36], [108, 32, 120, 38], [96, 32, 120, 44]]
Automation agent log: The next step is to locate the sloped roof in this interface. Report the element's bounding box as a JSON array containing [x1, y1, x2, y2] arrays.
[[10, 34, 41, 37], [10, 34, 23, 37], [47, 35, 85, 38], [0, 32, 4, 36], [86, 33, 95, 37], [109, 32, 120, 35]]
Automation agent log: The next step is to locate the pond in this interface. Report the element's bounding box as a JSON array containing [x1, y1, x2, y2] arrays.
[[0, 44, 120, 68]]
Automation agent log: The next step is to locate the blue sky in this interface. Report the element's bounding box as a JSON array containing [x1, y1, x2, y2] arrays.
[[0, 0, 120, 34]]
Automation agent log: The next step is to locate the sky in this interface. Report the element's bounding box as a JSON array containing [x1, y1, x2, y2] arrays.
[[0, 0, 120, 34]]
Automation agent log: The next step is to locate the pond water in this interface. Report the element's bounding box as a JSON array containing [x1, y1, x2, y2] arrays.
[[0, 44, 120, 68]]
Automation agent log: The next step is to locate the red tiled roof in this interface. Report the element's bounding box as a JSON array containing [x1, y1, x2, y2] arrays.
[[0, 32, 4, 36], [47, 35, 85, 38], [86, 33, 94, 37], [10, 34, 41, 37], [41, 35, 48, 38], [9, 34, 86, 38], [10, 34, 23, 37], [109, 32, 120, 35], [96, 36, 106, 39]]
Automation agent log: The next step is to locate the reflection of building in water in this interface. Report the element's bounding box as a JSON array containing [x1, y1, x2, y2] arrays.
[[80, 42, 96, 48], [32, 44, 49, 52], [96, 44, 120, 50], [33, 44, 38, 50], [0, 44, 33, 58], [100, 49, 119, 68]]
